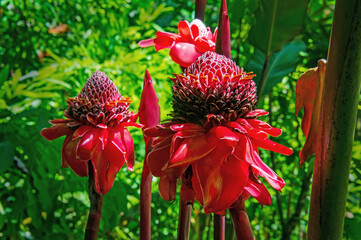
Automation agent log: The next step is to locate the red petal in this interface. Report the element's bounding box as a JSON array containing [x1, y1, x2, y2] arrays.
[[194, 37, 215, 52], [246, 109, 269, 117], [247, 119, 282, 137], [49, 119, 69, 124], [152, 135, 173, 148], [190, 24, 199, 38], [252, 138, 293, 156], [170, 42, 202, 68], [72, 125, 92, 139], [225, 121, 246, 134], [119, 128, 135, 171], [76, 128, 101, 160], [144, 125, 174, 138], [168, 132, 217, 168], [147, 144, 171, 177], [234, 134, 285, 190], [208, 126, 239, 147], [98, 128, 109, 150], [158, 176, 177, 201], [178, 20, 192, 42], [41, 122, 73, 140], [138, 38, 155, 48], [243, 180, 271, 206], [170, 123, 205, 132], [193, 148, 249, 214], [91, 135, 127, 195], [62, 135, 88, 177], [169, 130, 206, 157]]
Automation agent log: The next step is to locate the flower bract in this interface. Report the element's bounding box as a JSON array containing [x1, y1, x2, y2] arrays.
[[144, 52, 293, 214], [41, 71, 141, 195], [139, 19, 217, 68]]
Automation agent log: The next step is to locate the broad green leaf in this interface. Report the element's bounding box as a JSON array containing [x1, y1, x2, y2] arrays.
[[249, 0, 308, 54], [247, 40, 306, 95], [0, 141, 14, 172]]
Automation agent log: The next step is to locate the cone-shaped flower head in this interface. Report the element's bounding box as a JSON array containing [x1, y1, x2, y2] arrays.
[[172, 51, 257, 128], [139, 19, 217, 68], [41, 71, 141, 195], [144, 52, 293, 214]]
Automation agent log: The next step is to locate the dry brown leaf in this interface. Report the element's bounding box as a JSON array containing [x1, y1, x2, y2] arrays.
[[296, 59, 327, 165]]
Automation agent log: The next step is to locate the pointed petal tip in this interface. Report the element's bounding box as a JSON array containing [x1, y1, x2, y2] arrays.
[[138, 39, 155, 48]]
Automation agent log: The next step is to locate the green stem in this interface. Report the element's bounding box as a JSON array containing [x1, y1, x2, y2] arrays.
[[307, 0, 361, 239], [85, 162, 103, 240], [214, 214, 225, 240], [177, 200, 191, 240]]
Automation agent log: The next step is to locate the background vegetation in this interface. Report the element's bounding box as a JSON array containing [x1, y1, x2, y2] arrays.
[[0, 0, 360, 239]]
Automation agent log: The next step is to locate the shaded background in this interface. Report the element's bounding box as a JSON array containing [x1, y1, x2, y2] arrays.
[[1, 0, 360, 239]]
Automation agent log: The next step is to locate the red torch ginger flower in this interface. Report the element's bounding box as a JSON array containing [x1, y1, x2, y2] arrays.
[[41, 71, 141, 195], [139, 19, 217, 68], [144, 52, 293, 214]]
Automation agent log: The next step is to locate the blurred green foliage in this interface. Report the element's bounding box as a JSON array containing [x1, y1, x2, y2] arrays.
[[0, 0, 360, 239]]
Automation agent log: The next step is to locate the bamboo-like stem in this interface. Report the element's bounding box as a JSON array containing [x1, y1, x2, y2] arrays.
[[85, 162, 103, 240], [307, 0, 361, 239], [140, 162, 152, 240], [229, 198, 254, 240], [214, 214, 225, 240], [195, 0, 207, 22], [177, 200, 191, 240]]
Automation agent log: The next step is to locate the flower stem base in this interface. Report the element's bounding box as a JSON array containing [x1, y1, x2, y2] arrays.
[[85, 162, 104, 240]]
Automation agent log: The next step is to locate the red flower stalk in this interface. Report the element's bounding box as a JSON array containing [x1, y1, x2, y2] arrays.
[[138, 19, 217, 68], [41, 71, 141, 195], [139, 70, 160, 240], [144, 52, 293, 214]]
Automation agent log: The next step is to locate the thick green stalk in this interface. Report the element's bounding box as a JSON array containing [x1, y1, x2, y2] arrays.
[[85, 162, 103, 240], [307, 0, 361, 239]]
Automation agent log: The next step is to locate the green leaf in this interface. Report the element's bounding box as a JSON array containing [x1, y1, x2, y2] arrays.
[[344, 215, 361, 240], [249, 0, 308, 54], [247, 40, 306, 94], [101, 179, 128, 231], [0, 141, 14, 172], [0, 65, 10, 87]]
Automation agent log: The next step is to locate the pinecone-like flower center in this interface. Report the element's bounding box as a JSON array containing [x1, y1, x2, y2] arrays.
[[65, 71, 131, 127], [171, 52, 257, 128]]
